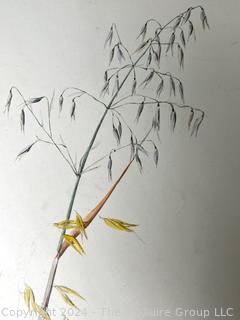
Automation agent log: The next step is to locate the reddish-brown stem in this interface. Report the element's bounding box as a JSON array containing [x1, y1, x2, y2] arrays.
[[41, 159, 133, 311], [58, 159, 133, 258]]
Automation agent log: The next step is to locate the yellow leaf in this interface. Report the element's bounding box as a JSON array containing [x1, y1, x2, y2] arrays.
[[55, 285, 86, 301], [35, 304, 51, 320], [55, 287, 78, 309], [75, 213, 88, 239], [103, 218, 133, 232], [63, 235, 85, 255], [110, 218, 139, 227], [24, 285, 37, 311], [53, 219, 76, 230], [24, 287, 31, 310]]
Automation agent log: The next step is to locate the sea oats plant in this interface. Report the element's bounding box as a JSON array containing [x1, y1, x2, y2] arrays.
[[4, 6, 209, 319]]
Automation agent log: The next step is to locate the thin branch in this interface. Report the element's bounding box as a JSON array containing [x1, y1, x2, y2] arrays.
[[59, 135, 77, 173], [136, 66, 182, 84], [48, 91, 55, 137], [60, 87, 107, 109], [111, 94, 204, 116], [11, 87, 77, 175], [145, 18, 162, 30], [35, 136, 66, 148], [106, 64, 132, 82], [83, 143, 134, 173]]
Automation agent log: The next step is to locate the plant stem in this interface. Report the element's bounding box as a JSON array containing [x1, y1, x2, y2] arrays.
[[40, 108, 109, 311], [40, 71, 135, 311], [39, 7, 200, 314], [41, 53, 149, 316], [41, 257, 59, 310]]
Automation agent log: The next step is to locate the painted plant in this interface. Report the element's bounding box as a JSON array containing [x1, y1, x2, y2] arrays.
[[4, 5, 209, 319]]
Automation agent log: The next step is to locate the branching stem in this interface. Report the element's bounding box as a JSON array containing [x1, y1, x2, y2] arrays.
[[35, 5, 204, 314], [11, 87, 77, 174]]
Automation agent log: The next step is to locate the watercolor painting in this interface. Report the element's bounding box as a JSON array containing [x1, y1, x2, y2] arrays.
[[0, 1, 239, 320]]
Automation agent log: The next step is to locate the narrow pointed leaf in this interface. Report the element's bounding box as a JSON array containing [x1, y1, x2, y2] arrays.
[[108, 154, 113, 181], [59, 95, 64, 112], [104, 70, 108, 82], [118, 120, 122, 139], [152, 107, 160, 131], [116, 45, 125, 63], [113, 123, 120, 145], [153, 144, 159, 166], [5, 89, 13, 113], [188, 21, 194, 40], [172, 16, 181, 30], [71, 100, 76, 120], [112, 75, 120, 96], [166, 33, 175, 55], [137, 23, 147, 41], [180, 30, 186, 47], [191, 114, 204, 137], [156, 79, 164, 97], [75, 213, 88, 240], [103, 218, 133, 232], [170, 106, 177, 132], [24, 287, 31, 310], [178, 81, 184, 102], [109, 47, 115, 65], [35, 304, 51, 320], [55, 288, 78, 309], [63, 235, 85, 255], [110, 218, 139, 228], [104, 26, 113, 47], [16, 142, 36, 160], [131, 78, 137, 95], [137, 144, 148, 156], [141, 71, 154, 87], [169, 75, 176, 96], [28, 97, 44, 104], [146, 50, 152, 67], [55, 285, 86, 301], [20, 109, 25, 132], [135, 151, 143, 173], [182, 7, 192, 24], [136, 101, 144, 122], [152, 47, 160, 66], [54, 219, 76, 230], [178, 45, 184, 68], [101, 81, 110, 97], [24, 285, 37, 312]]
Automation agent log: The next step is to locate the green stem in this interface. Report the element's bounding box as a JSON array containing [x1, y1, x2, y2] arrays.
[[56, 107, 109, 253], [41, 108, 109, 312]]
